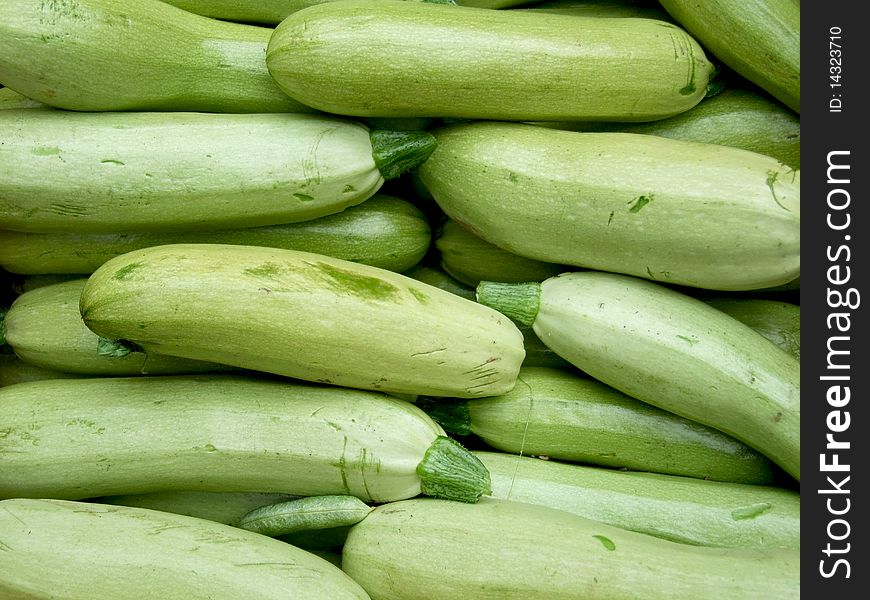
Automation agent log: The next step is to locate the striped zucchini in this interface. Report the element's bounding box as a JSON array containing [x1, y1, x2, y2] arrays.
[[658, 0, 799, 112], [478, 451, 799, 549], [0, 194, 431, 275], [419, 121, 800, 291], [4, 279, 230, 376], [536, 87, 801, 170], [0, 110, 434, 233], [421, 367, 776, 483], [80, 244, 524, 398], [266, 0, 714, 121], [342, 497, 800, 600], [477, 272, 801, 480], [705, 297, 800, 360], [0, 498, 370, 600], [0, 375, 490, 503], [436, 219, 565, 287], [0, 0, 311, 113]]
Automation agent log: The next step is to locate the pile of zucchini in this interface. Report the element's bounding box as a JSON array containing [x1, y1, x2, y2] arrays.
[[0, 0, 800, 598]]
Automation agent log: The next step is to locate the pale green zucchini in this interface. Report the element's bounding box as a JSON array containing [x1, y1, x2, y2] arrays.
[[94, 491, 300, 526], [0, 353, 83, 387], [0, 0, 311, 113], [0, 498, 370, 600], [342, 497, 799, 599], [535, 87, 801, 169], [0, 194, 431, 275], [517, 0, 673, 20], [478, 451, 799, 549], [658, 0, 799, 112], [9, 274, 82, 294], [266, 0, 714, 121], [161, 1, 563, 25], [0, 110, 434, 233], [419, 121, 800, 291], [436, 219, 565, 287], [477, 272, 801, 480], [0, 375, 490, 503], [705, 297, 800, 360], [0, 87, 45, 110], [404, 265, 570, 368], [422, 367, 776, 483], [239, 495, 373, 536], [4, 279, 231, 376], [80, 244, 524, 398]]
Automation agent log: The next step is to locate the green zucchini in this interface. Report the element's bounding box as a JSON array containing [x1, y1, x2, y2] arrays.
[[436, 219, 565, 287], [4, 279, 231, 376], [477, 272, 801, 480], [478, 451, 799, 549], [535, 87, 801, 170], [404, 265, 570, 368], [160, 1, 572, 25], [419, 121, 800, 291], [423, 367, 776, 483], [705, 297, 800, 360], [0, 375, 490, 503], [0, 353, 82, 387], [517, 0, 674, 20], [93, 491, 301, 527], [342, 497, 799, 599], [0, 0, 312, 113], [238, 495, 373, 537], [658, 0, 799, 112], [9, 274, 82, 294], [0, 110, 435, 233], [266, 0, 714, 121], [0, 194, 431, 275], [0, 498, 370, 600], [80, 244, 524, 398], [0, 87, 45, 110]]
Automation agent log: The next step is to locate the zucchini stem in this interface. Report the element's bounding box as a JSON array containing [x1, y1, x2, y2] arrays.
[[370, 130, 437, 180], [416, 436, 491, 503], [476, 281, 541, 327], [96, 337, 141, 358]]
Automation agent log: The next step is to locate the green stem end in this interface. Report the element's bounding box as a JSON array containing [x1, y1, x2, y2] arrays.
[[370, 129, 438, 180], [96, 337, 142, 358], [417, 436, 491, 503], [476, 281, 541, 327]]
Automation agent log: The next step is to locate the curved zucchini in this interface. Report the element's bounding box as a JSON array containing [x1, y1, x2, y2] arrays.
[[425, 367, 776, 483], [478, 451, 799, 549], [436, 219, 565, 287], [266, 0, 714, 121], [0, 86, 45, 110], [342, 497, 800, 600], [658, 0, 799, 112], [4, 279, 231, 376], [80, 244, 524, 398], [705, 297, 800, 360], [477, 272, 801, 480], [0, 498, 370, 600], [93, 491, 301, 527], [0, 194, 431, 275], [419, 121, 800, 291], [0, 0, 311, 113], [536, 87, 801, 170], [0, 375, 490, 503], [0, 110, 434, 233]]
